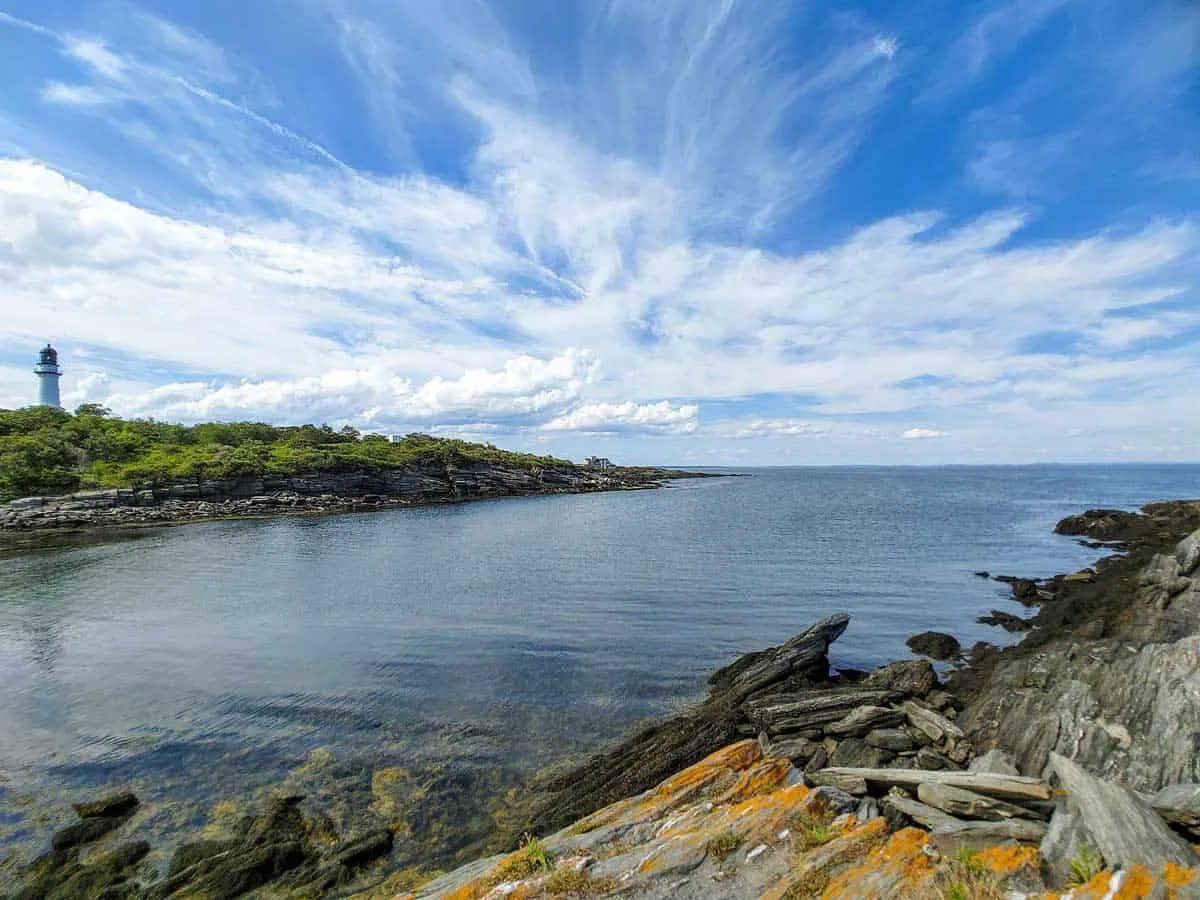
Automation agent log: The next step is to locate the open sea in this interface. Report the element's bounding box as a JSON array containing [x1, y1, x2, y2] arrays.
[[2, 464, 1199, 862]]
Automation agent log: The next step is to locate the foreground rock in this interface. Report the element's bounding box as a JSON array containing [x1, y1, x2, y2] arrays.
[[407, 738, 1200, 899], [505, 615, 973, 844]]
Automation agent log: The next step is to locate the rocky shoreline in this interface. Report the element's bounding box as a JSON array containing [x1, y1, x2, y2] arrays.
[[5, 500, 1200, 898], [0, 463, 716, 544]]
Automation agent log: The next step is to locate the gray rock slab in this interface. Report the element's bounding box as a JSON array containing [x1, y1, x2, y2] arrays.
[[916, 782, 1043, 821], [1049, 752, 1199, 872], [810, 767, 1052, 802]]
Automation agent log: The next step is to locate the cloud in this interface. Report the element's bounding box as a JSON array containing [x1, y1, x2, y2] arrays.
[[903, 428, 948, 440], [542, 401, 699, 435], [0, 3, 1197, 462], [723, 419, 883, 440]]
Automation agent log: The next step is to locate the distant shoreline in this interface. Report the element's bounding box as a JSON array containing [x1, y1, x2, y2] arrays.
[[0, 465, 723, 549]]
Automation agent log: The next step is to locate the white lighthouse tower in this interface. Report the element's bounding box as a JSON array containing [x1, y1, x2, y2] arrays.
[[34, 344, 62, 408]]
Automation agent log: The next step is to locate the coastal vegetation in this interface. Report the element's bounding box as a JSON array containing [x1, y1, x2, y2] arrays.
[[0, 405, 570, 503]]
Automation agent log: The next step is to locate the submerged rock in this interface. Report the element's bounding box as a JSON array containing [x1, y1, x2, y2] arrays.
[[70, 791, 139, 820]]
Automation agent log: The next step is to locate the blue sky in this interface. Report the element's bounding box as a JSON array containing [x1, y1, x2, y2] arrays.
[[0, 0, 1197, 464]]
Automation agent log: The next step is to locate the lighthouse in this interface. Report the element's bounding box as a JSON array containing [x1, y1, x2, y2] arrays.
[[34, 345, 62, 408]]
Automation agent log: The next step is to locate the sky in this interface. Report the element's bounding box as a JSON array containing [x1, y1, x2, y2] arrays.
[[0, 0, 1197, 465]]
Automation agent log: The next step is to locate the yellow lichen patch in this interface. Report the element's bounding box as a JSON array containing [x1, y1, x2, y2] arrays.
[[820, 827, 938, 900], [696, 738, 764, 772], [717, 757, 793, 804], [729, 783, 813, 844], [762, 817, 890, 900], [1113, 864, 1158, 898], [566, 740, 768, 836], [1163, 861, 1198, 891], [1067, 869, 1117, 899], [441, 879, 490, 900], [973, 844, 1040, 877]]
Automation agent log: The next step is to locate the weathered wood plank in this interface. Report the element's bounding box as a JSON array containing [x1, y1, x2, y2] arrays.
[[1048, 753, 1199, 871], [810, 767, 1052, 802]]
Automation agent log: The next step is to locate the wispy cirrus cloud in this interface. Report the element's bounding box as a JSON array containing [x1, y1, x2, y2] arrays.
[[0, 0, 1196, 463]]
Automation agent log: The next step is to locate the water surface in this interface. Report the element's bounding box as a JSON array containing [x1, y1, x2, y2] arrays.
[[1, 465, 1197, 858]]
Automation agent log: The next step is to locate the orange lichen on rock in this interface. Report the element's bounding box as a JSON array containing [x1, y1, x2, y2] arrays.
[[974, 843, 1040, 876], [1042, 862, 1200, 900], [697, 738, 766, 772], [569, 742, 757, 834], [1163, 861, 1199, 891], [1113, 865, 1158, 899], [820, 826, 938, 899], [717, 757, 793, 804], [760, 818, 890, 900], [725, 783, 812, 842], [440, 881, 487, 900]]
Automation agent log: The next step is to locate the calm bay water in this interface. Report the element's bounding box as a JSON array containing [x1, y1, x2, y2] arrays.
[[1, 465, 1198, 855]]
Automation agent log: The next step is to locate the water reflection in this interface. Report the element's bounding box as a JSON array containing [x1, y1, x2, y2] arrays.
[[0, 465, 1198, 863]]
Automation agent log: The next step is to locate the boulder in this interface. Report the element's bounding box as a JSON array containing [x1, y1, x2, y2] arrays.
[[51, 815, 125, 851], [1150, 783, 1200, 839], [824, 706, 904, 738], [71, 791, 139, 820], [828, 738, 893, 768], [1054, 509, 1141, 539], [901, 701, 964, 748], [709, 613, 850, 701], [811, 785, 860, 817], [915, 747, 956, 770], [864, 728, 915, 753], [862, 660, 938, 697], [976, 610, 1034, 632], [905, 632, 961, 661], [968, 749, 1020, 777], [764, 736, 821, 764]]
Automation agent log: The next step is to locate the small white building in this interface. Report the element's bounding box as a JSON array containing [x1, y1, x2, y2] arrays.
[[584, 455, 615, 469]]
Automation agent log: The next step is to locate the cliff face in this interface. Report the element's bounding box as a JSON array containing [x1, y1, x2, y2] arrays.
[[0, 463, 679, 534]]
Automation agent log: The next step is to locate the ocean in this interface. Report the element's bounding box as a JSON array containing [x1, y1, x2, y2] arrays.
[[1, 464, 1198, 860]]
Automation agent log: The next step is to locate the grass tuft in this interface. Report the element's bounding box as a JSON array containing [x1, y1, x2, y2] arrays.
[[788, 803, 838, 853], [492, 833, 554, 883], [706, 829, 744, 861], [543, 868, 619, 896], [1067, 843, 1103, 887]]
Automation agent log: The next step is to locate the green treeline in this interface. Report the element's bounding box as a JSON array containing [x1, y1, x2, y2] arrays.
[[0, 405, 570, 503]]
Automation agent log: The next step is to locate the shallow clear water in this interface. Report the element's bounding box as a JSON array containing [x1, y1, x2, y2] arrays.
[[1, 464, 1198, 854]]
